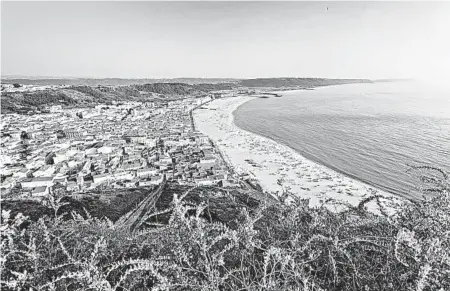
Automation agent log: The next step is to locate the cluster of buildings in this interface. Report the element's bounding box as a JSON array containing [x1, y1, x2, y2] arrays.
[[1, 95, 239, 198], [1, 83, 67, 93]]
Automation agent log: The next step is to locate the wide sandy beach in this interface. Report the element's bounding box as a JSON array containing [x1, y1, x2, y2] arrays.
[[193, 96, 403, 213]]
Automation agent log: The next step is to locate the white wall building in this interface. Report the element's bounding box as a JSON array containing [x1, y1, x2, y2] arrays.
[[21, 177, 54, 188]]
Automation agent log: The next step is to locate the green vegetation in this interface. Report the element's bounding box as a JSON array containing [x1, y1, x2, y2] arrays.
[[1, 90, 77, 114], [1, 78, 373, 114], [2, 187, 154, 224], [0, 83, 236, 114], [1, 167, 449, 290], [1, 78, 239, 86]]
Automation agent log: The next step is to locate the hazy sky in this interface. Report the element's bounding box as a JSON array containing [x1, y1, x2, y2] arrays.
[[1, 1, 450, 81]]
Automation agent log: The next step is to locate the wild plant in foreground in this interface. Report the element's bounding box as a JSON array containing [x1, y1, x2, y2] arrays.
[[1, 168, 449, 290]]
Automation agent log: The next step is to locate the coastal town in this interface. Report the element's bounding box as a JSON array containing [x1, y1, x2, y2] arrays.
[[0, 86, 244, 199], [2, 2, 449, 290], [0, 81, 401, 214]]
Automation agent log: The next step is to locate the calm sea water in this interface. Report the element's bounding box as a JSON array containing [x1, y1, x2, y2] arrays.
[[234, 81, 450, 200]]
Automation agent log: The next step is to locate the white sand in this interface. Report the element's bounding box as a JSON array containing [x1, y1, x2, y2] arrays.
[[193, 96, 403, 214]]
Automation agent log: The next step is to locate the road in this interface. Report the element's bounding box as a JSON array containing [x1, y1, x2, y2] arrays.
[[189, 98, 214, 131], [115, 178, 167, 232]]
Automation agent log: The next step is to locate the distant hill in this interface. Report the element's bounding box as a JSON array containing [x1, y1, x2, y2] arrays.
[[373, 78, 414, 83], [0, 82, 237, 114], [0, 77, 240, 86], [1, 78, 372, 114], [1, 77, 373, 87], [238, 78, 372, 88]]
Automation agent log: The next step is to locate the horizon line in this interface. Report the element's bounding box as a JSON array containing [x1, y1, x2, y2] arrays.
[[1, 75, 415, 81]]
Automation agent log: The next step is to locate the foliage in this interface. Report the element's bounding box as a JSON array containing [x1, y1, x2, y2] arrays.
[[1, 90, 78, 114], [1, 170, 449, 291], [20, 131, 30, 140], [1, 82, 238, 114]]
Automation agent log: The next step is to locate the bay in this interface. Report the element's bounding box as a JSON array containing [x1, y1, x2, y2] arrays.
[[234, 81, 450, 200]]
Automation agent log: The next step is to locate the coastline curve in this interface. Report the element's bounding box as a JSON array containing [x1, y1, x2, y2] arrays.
[[193, 96, 403, 214]]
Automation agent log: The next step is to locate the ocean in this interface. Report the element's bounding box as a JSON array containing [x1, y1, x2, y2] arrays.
[[234, 81, 450, 200]]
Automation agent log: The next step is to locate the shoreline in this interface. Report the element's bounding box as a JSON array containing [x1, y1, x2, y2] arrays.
[[193, 96, 403, 213]]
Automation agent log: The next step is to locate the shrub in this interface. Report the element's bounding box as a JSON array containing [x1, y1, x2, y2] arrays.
[[1, 170, 449, 290]]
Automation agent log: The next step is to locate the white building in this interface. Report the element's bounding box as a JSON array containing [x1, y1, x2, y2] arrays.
[[149, 175, 164, 185], [159, 155, 172, 165], [200, 157, 216, 164], [98, 146, 114, 154], [12, 167, 29, 179], [93, 173, 112, 184], [112, 171, 134, 181], [50, 105, 62, 113], [196, 178, 216, 186], [21, 177, 54, 188], [137, 168, 159, 178]]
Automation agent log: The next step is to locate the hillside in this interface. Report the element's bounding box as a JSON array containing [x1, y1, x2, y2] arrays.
[[0, 82, 237, 114], [2, 77, 372, 88], [2, 187, 153, 223], [1, 172, 449, 291], [239, 77, 372, 88], [1, 78, 373, 114], [1, 77, 240, 86]]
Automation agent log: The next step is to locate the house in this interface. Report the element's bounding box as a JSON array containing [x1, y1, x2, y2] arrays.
[[85, 148, 98, 156], [53, 176, 68, 185], [159, 164, 169, 171], [53, 151, 69, 164], [50, 105, 62, 113], [211, 90, 236, 98], [93, 173, 111, 184], [66, 181, 78, 191], [222, 179, 240, 188], [124, 180, 138, 188], [198, 162, 215, 171], [136, 168, 158, 178], [67, 160, 81, 168], [3, 166, 24, 176], [34, 165, 55, 177], [202, 149, 214, 156], [12, 167, 29, 179], [116, 171, 134, 180], [148, 174, 164, 185], [97, 146, 114, 154], [21, 177, 54, 188], [196, 135, 209, 145], [195, 177, 216, 186], [200, 156, 216, 164], [159, 155, 172, 165], [31, 186, 49, 197]]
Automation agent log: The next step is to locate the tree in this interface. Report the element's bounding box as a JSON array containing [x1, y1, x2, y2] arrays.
[[12, 83, 22, 88], [45, 152, 55, 165], [20, 131, 30, 140]]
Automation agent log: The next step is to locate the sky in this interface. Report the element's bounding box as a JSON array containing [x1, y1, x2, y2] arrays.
[[1, 1, 450, 81]]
